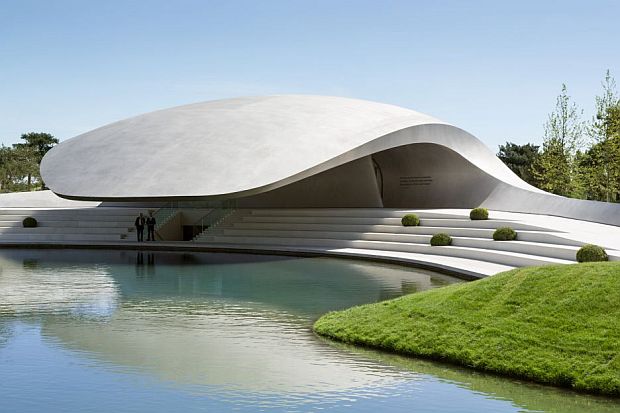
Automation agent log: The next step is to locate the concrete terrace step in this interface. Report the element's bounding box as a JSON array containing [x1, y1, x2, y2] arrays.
[[0, 215, 136, 223], [0, 206, 152, 243], [196, 234, 573, 267], [0, 226, 130, 234], [0, 234, 124, 241], [247, 208, 468, 219], [38, 221, 131, 228], [0, 210, 140, 215], [239, 215, 551, 231], [225, 222, 583, 247], [0, 220, 132, 228], [201, 228, 583, 261]]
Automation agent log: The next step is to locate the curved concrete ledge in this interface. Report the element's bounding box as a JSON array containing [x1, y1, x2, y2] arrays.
[[0, 241, 503, 280], [3, 205, 618, 281]]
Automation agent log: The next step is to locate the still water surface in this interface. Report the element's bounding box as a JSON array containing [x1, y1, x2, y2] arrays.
[[0, 249, 618, 413]]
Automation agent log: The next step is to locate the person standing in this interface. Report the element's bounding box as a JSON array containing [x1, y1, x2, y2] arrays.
[[146, 211, 157, 241], [134, 213, 145, 242]]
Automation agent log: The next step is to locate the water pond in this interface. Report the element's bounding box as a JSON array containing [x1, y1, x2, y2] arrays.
[[0, 249, 618, 412]]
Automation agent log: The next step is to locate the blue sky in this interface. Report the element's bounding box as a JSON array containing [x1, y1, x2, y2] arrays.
[[1, 0, 618, 149]]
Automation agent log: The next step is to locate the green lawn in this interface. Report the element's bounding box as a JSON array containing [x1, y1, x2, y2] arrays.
[[313, 262, 620, 395]]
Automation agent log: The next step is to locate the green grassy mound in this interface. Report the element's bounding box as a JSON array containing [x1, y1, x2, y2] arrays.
[[314, 263, 620, 395]]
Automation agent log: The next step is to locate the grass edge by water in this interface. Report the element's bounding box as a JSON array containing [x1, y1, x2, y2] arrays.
[[313, 262, 620, 396]]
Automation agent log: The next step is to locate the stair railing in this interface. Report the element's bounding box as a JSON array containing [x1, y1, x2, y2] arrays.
[[153, 202, 180, 240], [193, 200, 237, 241]]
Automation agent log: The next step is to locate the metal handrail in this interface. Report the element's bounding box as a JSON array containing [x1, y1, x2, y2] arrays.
[[152, 203, 180, 241], [191, 203, 236, 241], [197, 207, 234, 233]]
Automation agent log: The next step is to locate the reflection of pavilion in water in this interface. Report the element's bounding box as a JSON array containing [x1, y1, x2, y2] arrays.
[[0, 249, 454, 318], [0, 249, 454, 395], [0, 254, 119, 318], [2, 250, 616, 412]]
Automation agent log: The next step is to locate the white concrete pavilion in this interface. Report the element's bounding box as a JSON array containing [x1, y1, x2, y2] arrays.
[[1, 95, 619, 278]]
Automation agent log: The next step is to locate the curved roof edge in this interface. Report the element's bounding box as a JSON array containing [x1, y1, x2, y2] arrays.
[[41, 95, 532, 200]]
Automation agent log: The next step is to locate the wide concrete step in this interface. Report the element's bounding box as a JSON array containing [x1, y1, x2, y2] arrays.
[[201, 228, 583, 261], [0, 221, 132, 229], [0, 227, 128, 234], [0, 234, 123, 241], [239, 215, 550, 231], [0, 210, 140, 215], [0, 215, 136, 223], [247, 208, 468, 219], [227, 222, 582, 247], [0, 207, 145, 213], [38, 221, 133, 228], [196, 234, 572, 267]]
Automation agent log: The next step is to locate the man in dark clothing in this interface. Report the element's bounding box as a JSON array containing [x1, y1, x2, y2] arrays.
[[135, 213, 145, 242], [146, 211, 157, 241]]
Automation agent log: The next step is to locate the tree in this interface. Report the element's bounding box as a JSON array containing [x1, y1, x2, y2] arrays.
[[0, 132, 57, 193], [533, 84, 585, 197], [604, 103, 620, 201], [575, 146, 606, 200], [14, 132, 59, 160], [0, 144, 40, 192], [497, 142, 540, 186], [584, 70, 620, 202], [0, 146, 13, 192], [11, 132, 58, 190]]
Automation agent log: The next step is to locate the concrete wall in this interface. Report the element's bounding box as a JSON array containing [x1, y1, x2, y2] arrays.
[[156, 213, 183, 241], [233, 145, 498, 209], [373, 143, 497, 208], [236, 156, 383, 208]]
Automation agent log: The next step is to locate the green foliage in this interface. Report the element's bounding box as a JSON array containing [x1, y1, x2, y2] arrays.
[[0, 132, 57, 192], [314, 262, 620, 395], [497, 142, 540, 185], [528, 71, 620, 203], [15, 132, 59, 160], [0, 145, 40, 192], [469, 207, 489, 220], [577, 70, 620, 203], [22, 217, 37, 228], [401, 214, 420, 227], [430, 233, 452, 246], [532, 84, 584, 197], [576, 244, 609, 262], [493, 227, 517, 241]]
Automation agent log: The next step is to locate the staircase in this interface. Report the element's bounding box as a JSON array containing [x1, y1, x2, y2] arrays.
[[191, 208, 238, 239], [193, 208, 620, 277], [0, 207, 144, 242]]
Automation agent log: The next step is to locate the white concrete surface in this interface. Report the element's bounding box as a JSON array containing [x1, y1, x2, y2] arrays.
[[39, 95, 620, 226], [1, 194, 618, 279], [0, 190, 100, 208], [194, 208, 620, 276], [0, 198, 146, 242]]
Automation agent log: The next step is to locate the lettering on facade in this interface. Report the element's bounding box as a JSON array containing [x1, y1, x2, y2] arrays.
[[399, 176, 433, 188]]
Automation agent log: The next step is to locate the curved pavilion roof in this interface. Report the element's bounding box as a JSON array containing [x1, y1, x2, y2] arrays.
[[40, 95, 530, 201]]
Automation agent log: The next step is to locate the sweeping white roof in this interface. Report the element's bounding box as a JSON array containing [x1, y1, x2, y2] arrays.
[[41, 95, 529, 200]]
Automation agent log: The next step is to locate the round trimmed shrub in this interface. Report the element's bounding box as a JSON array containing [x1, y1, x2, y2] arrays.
[[22, 217, 37, 228], [576, 244, 608, 263], [493, 227, 517, 241], [470, 207, 489, 220], [401, 214, 420, 227], [430, 233, 452, 246]]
